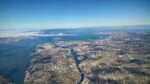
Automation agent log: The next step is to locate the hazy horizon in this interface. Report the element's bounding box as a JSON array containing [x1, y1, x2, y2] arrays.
[[0, 25, 150, 38]]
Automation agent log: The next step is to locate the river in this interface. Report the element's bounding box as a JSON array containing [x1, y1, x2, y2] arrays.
[[70, 48, 84, 84]]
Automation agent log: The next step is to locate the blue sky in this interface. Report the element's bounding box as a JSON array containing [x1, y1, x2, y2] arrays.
[[0, 0, 150, 30]]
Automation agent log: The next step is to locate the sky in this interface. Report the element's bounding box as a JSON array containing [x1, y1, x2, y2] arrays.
[[0, 0, 150, 30]]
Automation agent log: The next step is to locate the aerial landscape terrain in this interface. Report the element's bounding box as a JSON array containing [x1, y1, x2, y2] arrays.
[[0, 0, 150, 84], [0, 27, 150, 84]]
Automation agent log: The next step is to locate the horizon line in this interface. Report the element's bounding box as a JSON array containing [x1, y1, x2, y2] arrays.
[[1, 24, 150, 31]]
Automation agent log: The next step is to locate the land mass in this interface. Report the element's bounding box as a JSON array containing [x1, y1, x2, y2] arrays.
[[24, 32, 150, 84], [0, 75, 12, 84], [24, 44, 80, 84]]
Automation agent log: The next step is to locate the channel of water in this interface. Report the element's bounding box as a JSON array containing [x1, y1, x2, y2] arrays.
[[70, 48, 84, 84]]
